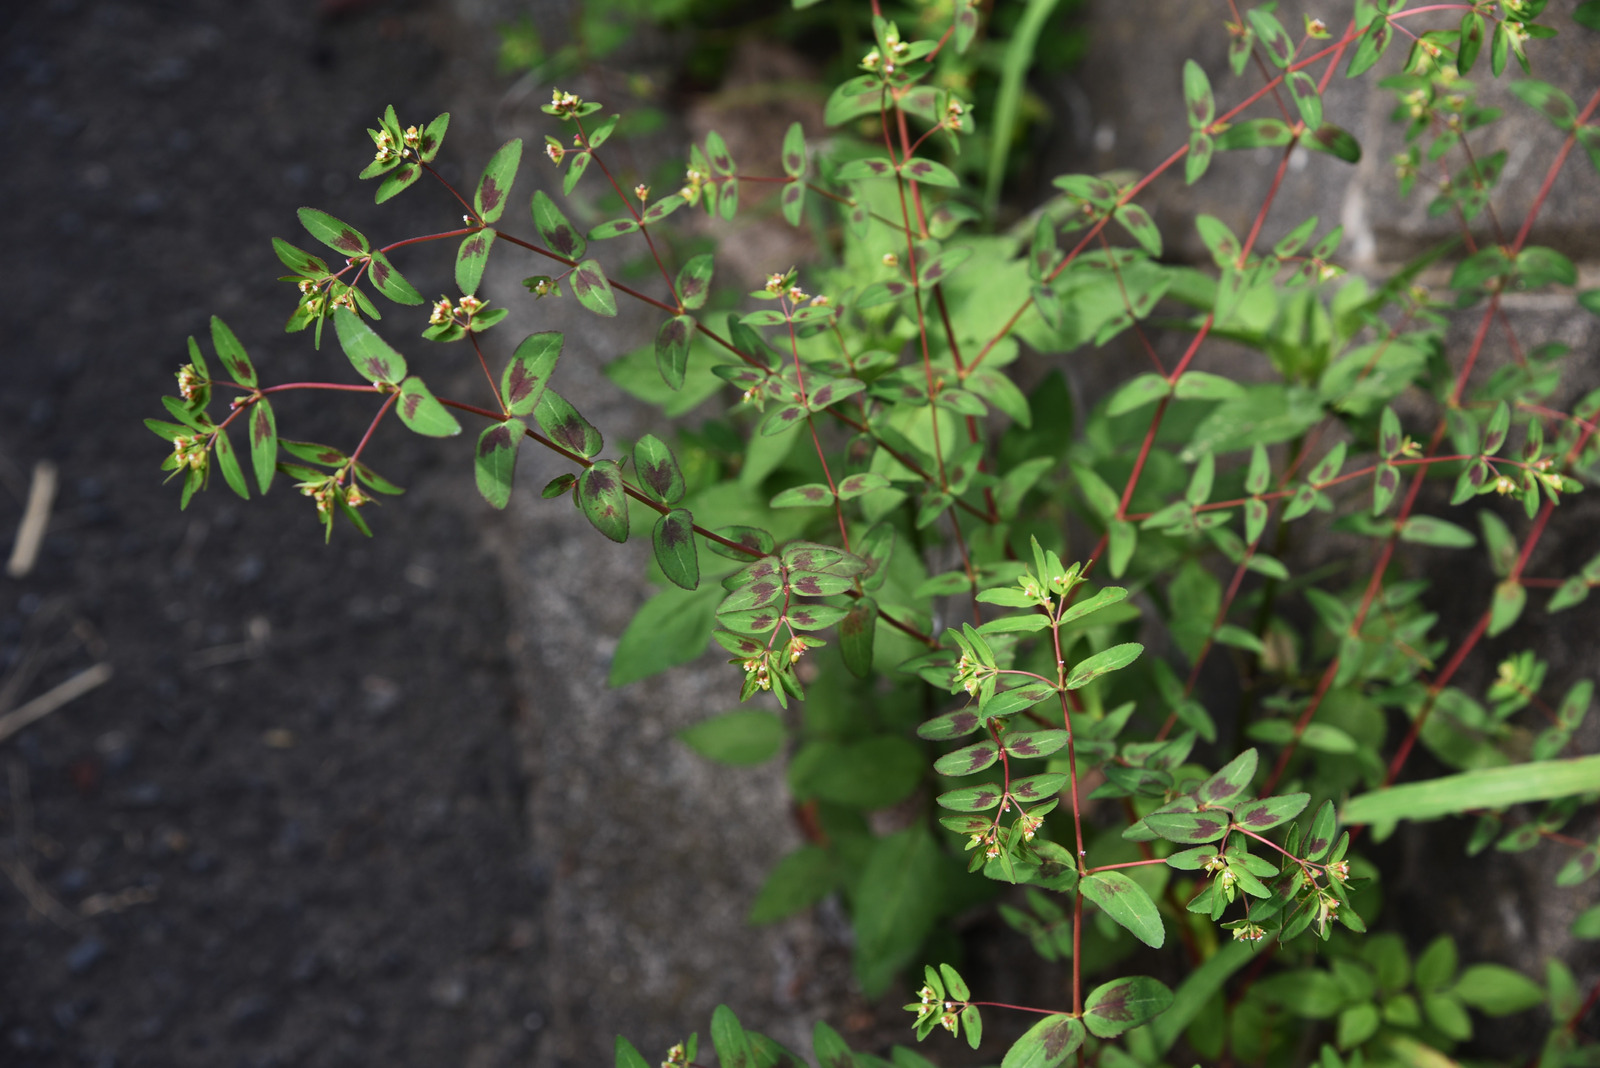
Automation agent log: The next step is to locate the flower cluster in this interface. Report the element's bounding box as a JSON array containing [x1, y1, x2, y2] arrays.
[[176, 364, 204, 403], [170, 433, 209, 473]]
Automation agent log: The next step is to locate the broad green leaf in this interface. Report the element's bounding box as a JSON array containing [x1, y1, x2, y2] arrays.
[[610, 584, 718, 686], [1173, 371, 1244, 402], [1346, 12, 1393, 78], [367, 250, 423, 305], [589, 216, 640, 240], [474, 138, 522, 223], [1142, 810, 1229, 844], [677, 254, 714, 310], [530, 189, 587, 260], [1233, 793, 1309, 831], [901, 157, 960, 187], [502, 331, 562, 416], [1452, 964, 1544, 1015], [474, 419, 522, 509], [1001, 1015, 1083, 1068], [579, 459, 629, 542], [750, 846, 837, 924], [297, 206, 369, 256], [1214, 118, 1294, 150], [1083, 976, 1175, 1038], [933, 740, 999, 777], [680, 709, 783, 765], [839, 597, 877, 679], [1144, 939, 1263, 1053], [1509, 80, 1578, 131], [1488, 579, 1526, 637], [1399, 515, 1475, 548], [396, 376, 461, 437], [1082, 871, 1164, 948], [1302, 124, 1361, 164], [1114, 204, 1161, 257], [712, 1005, 752, 1068], [1106, 373, 1171, 416], [1183, 59, 1214, 129], [1186, 130, 1214, 184], [456, 229, 496, 295], [572, 259, 619, 317], [616, 1037, 650, 1068], [1257, 969, 1343, 1018], [212, 427, 249, 499], [1342, 755, 1600, 824], [1198, 748, 1258, 806], [852, 828, 942, 996]]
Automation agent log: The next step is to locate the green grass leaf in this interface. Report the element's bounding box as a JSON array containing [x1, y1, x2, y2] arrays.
[[1342, 754, 1600, 824]]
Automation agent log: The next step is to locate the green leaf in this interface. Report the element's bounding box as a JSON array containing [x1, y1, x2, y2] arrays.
[[455, 230, 496, 296], [589, 216, 641, 240], [396, 376, 461, 437], [1198, 748, 1258, 806], [712, 1005, 752, 1068], [563, 149, 591, 195], [1173, 371, 1245, 402], [1342, 754, 1600, 824], [1576, 903, 1600, 938], [297, 206, 369, 256], [579, 459, 629, 542], [900, 157, 960, 188], [474, 138, 522, 223], [1186, 130, 1214, 184], [1247, 8, 1292, 66], [210, 317, 256, 388], [750, 846, 836, 925], [474, 420, 522, 509], [1258, 970, 1343, 1019], [780, 121, 807, 178], [248, 399, 277, 494], [634, 434, 685, 505], [655, 315, 695, 391], [1509, 80, 1578, 131], [500, 331, 561, 416], [1082, 871, 1165, 948], [1347, 12, 1393, 78], [824, 74, 884, 126], [571, 259, 618, 316], [1214, 118, 1294, 151], [1488, 579, 1526, 637], [1066, 643, 1143, 689], [839, 597, 877, 679], [780, 179, 807, 227], [1114, 204, 1162, 257], [1399, 515, 1475, 548], [529, 190, 587, 261], [1083, 976, 1175, 1038], [1106, 373, 1171, 415], [1001, 1015, 1084, 1068], [680, 709, 783, 765], [853, 827, 942, 996], [677, 254, 714, 310], [651, 508, 700, 590], [1287, 71, 1322, 129], [1142, 811, 1229, 844], [1452, 964, 1545, 1015], [642, 195, 685, 226], [535, 388, 603, 458], [212, 427, 249, 499]]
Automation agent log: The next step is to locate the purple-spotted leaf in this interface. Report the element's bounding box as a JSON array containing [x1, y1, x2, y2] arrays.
[[933, 741, 999, 777], [643, 195, 685, 225], [824, 75, 883, 126], [1199, 748, 1258, 806], [280, 440, 349, 467], [352, 461, 403, 496], [839, 597, 876, 678], [1114, 204, 1162, 257], [501, 331, 562, 416], [248, 399, 277, 493], [806, 377, 866, 412], [652, 509, 699, 590], [473, 138, 521, 223], [297, 206, 369, 256], [534, 389, 603, 458], [563, 150, 591, 195], [770, 482, 834, 509], [1081, 872, 1165, 948], [836, 473, 887, 500], [1002, 730, 1068, 759], [706, 526, 773, 562], [1065, 643, 1143, 689], [654, 315, 695, 391], [1011, 773, 1066, 802], [901, 157, 960, 188], [1550, 576, 1590, 613], [1083, 976, 1175, 1038], [529, 189, 586, 260], [705, 129, 735, 175], [273, 238, 328, 278], [787, 572, 855, 597], [982, 682, 1057, 718], [1510, 80, 1578, 131], [333, 309, 408, 384], [633, 434, 685, 505], [367, 250, 422, 305], [1373, 462, 1400, 515], [1184, 59, 1214, 129], [578, 460, 629, 543], [1302, 123, 1362, 164], [1001, 1015, 1083, 1068], [718, 176, 739, 221], [1214, 118, 1295, 151], [1347, 11, 1393, 78], [375, 162, 421, 203], [919, 709, 983, 741], [589, 216, 641, 241], [212, 426, 249, 499], [210, 316, 257, 388], [571, 259, 618, 317], [760, 404, 809, 436], [787, 604, 849, 631], [1234, 793, 1310, 831], [937, 782, 1004, 813], [474, 419, 523, 509], [396, 376, 461, 437], [455, 229, 496, 296], [855, 280, 911, 309], [677, 254, 714, 311], [835, 158, 895, 182], [1144, 810, 1230, 844], [779, 177, 806, 228], [1247, 8, 1292, 66], [919, 246, 973, 287], [781, 122, 807, 178], [1106, 372, 1171, 415], [1288, 70, 1323, 129], [719, 579, 783, 614], [1187, 130, 1214, 184], [1305, 801, 1337, 860]]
